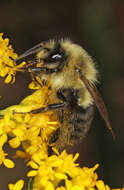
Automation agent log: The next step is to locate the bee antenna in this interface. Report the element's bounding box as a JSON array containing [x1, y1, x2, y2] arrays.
[[15, 43, 43, 62]]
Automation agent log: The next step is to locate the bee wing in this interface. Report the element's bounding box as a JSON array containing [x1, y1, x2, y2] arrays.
[[76, 68, 115, 138]]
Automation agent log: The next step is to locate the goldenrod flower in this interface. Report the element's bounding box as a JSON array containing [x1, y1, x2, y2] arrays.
[[0, 147, 14, 168], [27, 150, 98, 190], [0, 33, 26, 84], [8, 179, 24, 190], [0, 84, 58, 164], [0, 121, 15, 168]]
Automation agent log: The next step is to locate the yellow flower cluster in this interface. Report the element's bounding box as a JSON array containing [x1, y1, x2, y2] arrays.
[[28, 150, 99, 190], [0, 83, 58, 166], [0, 33, 26, 84], [0, 33, 123, 190], [0, 83, 96, 190]]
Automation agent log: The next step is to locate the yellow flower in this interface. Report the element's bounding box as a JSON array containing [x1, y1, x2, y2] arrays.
[[0, 33, 26, 84], [0, 147, 14, 168], [96, 180, 110, 190], [8, 179, 24, 190], [27, 149, 99, 190], [0, 83, 58, 168]]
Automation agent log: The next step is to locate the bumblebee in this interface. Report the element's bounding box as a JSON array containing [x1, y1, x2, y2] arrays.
[[15, 39, 114, 150]]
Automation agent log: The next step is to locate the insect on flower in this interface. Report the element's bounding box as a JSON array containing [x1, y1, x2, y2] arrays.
[[15, 39, 115, 150]]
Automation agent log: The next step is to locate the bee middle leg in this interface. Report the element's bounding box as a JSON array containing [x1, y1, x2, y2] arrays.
[[13, 102, 66, 115], [30, 89, 67, 114], [30, 103, 66, 114]]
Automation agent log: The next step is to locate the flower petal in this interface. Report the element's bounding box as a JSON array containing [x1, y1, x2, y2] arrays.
[[27, 170, 38, 177], [9, 137, 21, 148], [4, 158, 15, 168], [14, 179, 24, 190]]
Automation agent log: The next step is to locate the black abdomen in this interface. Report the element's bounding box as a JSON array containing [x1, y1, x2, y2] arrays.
[[49, 88, 95, 150], [68, 105, 94, 141]]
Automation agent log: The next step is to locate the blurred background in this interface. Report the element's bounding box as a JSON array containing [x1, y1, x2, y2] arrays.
[[0, 0, 124, 189]]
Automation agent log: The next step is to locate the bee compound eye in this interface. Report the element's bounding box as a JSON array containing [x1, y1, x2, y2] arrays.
[[51, 54, 62, 60]]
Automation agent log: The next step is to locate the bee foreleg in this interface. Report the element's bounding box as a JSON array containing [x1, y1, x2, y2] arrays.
[[30, 73, 41, 86]]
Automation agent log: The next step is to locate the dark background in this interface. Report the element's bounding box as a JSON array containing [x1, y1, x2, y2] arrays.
[[0, 0, 124, 189]]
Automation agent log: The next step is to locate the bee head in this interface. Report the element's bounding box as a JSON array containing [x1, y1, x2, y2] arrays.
[[35, 40, 67, 74], [15, 39, 97, 85]]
